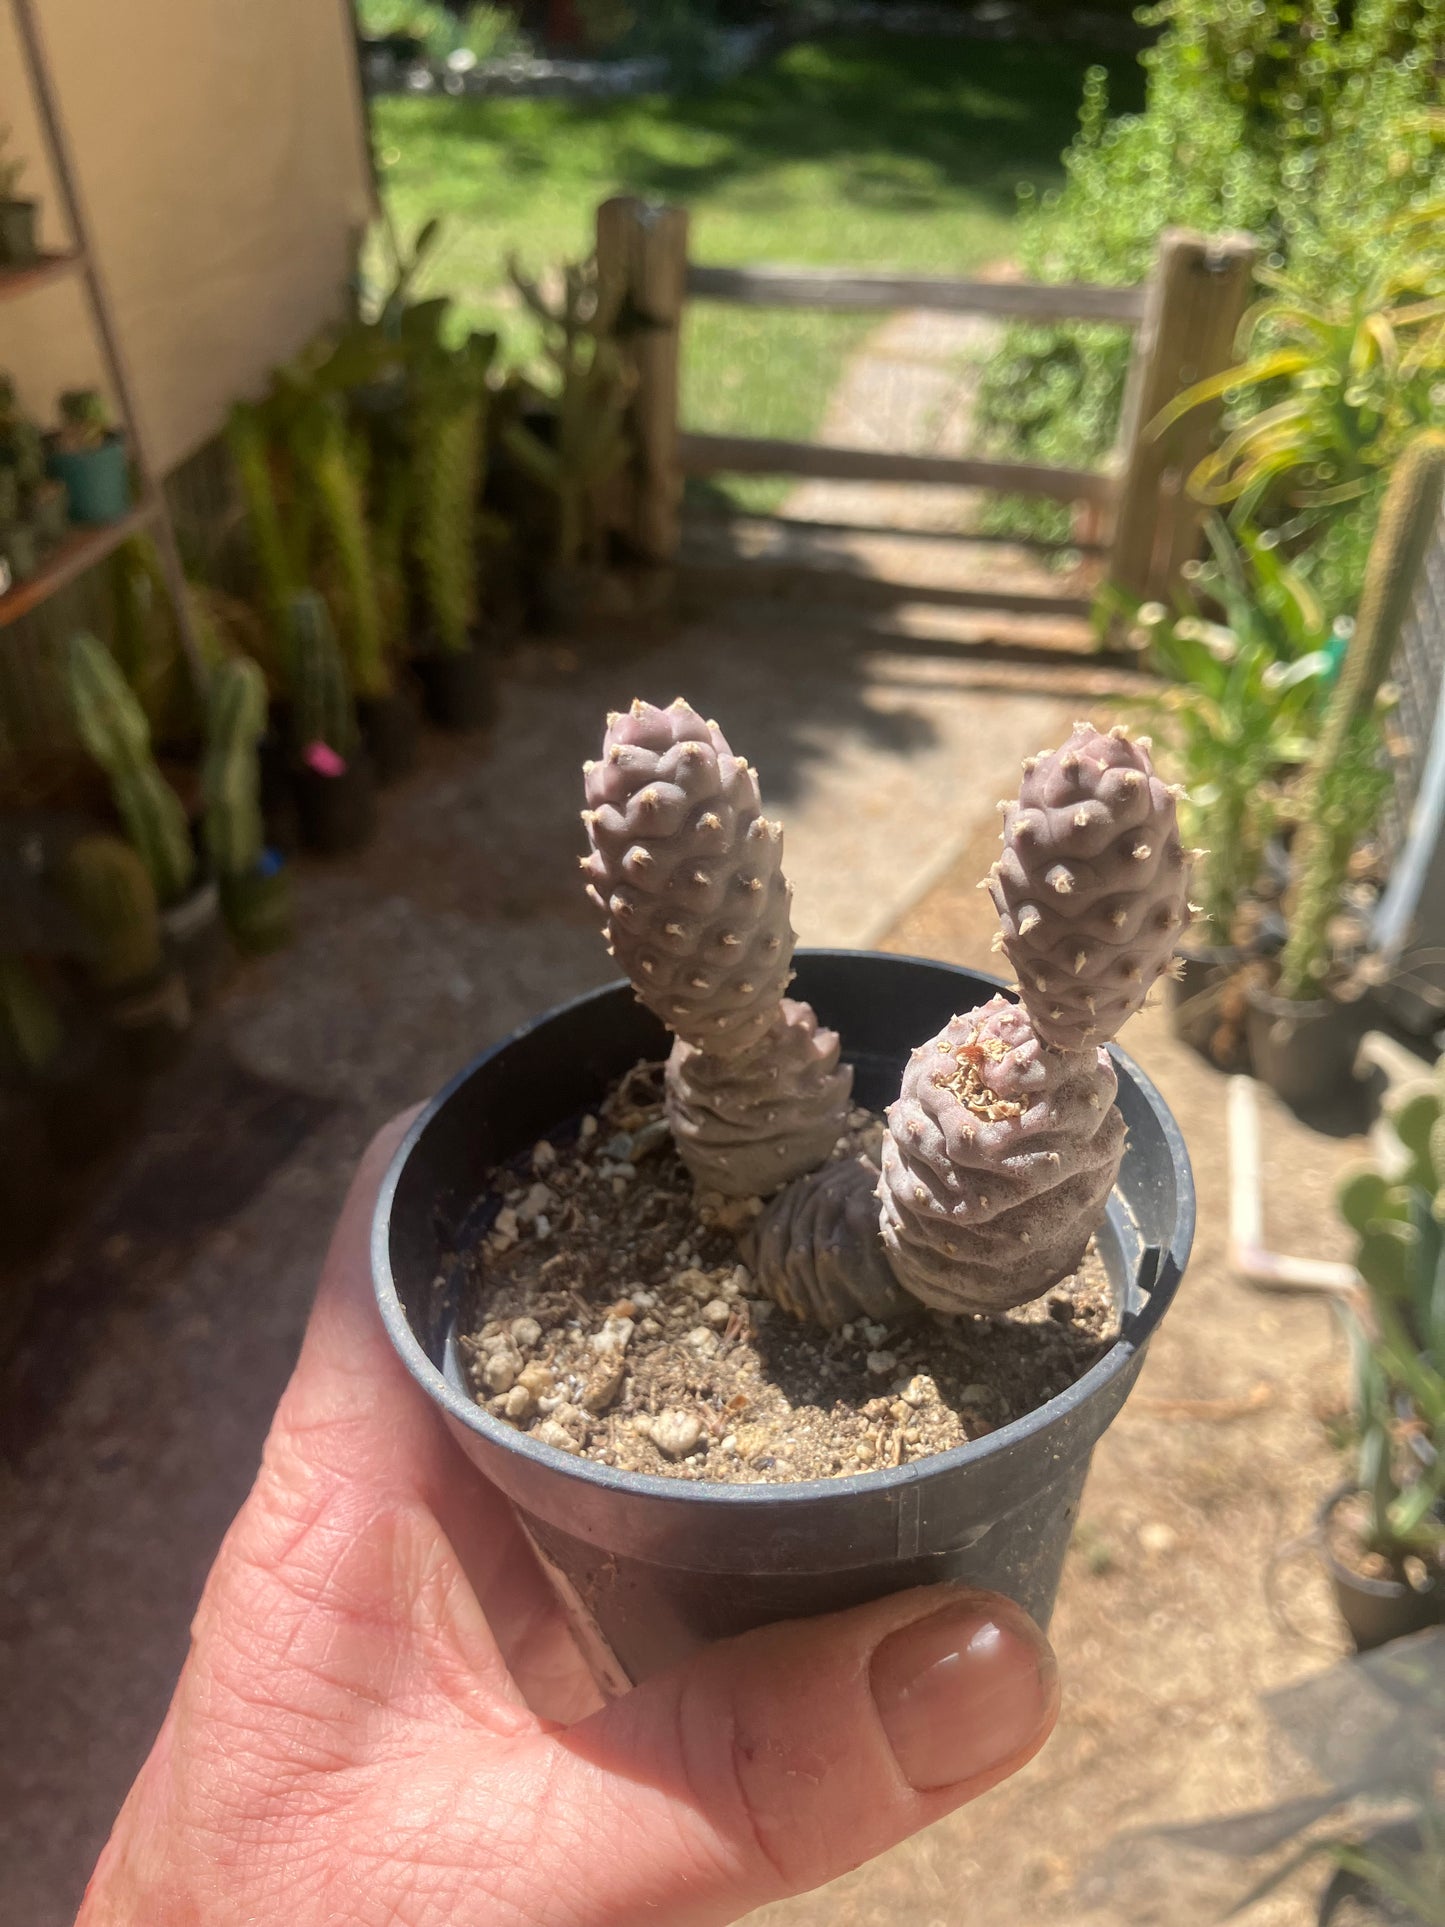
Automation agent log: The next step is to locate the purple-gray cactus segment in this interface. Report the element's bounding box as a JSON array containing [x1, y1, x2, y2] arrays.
[[877, 995, 1124, 1314], [988, 722, 1189, 1053], [748, 1154, 914, 1329], [666, 998, 852, 1197], [582, 698, 794, 1057]]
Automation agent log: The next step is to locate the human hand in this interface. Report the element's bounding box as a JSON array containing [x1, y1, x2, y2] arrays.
[[79, 1114, 1059, 1927]]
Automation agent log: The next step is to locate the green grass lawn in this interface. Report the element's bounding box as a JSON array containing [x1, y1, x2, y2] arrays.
[[373, 32, 1142, 507]]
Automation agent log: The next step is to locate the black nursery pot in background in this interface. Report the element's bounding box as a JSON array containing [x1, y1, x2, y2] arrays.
[[414, 644, 497, 733], [1317, 1487, 1442, 1653], [1246, 981, 1362, 1113], [294, 755, 377, 856], [358, 685, 422, 786], [374, 952, 1195, 1693]]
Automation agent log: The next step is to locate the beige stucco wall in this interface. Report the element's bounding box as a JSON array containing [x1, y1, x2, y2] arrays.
[[1, 0, 374, 471]]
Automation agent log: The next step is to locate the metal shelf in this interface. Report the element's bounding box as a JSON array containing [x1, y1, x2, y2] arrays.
[[0, 500, 155, 628], [0, 250, 79, 302]]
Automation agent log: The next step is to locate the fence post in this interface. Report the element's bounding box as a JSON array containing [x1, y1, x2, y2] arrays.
[[1108, 228, 1257, 606], [595, 195, 689, 566]]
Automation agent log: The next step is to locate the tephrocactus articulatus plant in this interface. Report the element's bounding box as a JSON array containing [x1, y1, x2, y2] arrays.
[[750, 721, 1190, 1326], [581, 698, 851, 1195]]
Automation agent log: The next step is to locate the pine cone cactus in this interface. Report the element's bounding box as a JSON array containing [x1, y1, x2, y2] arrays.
[[748, 1154, 912, 1329], [667, 998, 850, 1196], [749, 720, 1182, 1324], [988, 722, 1188, 1052], [877, 995, 1124, 1313], [582, 698, 852, 1194]]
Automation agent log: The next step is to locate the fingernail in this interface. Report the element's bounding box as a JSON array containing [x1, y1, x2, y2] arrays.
[[870, 1594, 1059, 1791]]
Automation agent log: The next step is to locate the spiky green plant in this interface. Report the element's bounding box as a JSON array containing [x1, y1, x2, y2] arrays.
[[283, 590, 358, 761], [56, 835, 163, 990], [502, 255, 635, 571], [410, 331, 494, 654], [1277, 431, 1445, 999], [202, 656, 268, 880], [67, 633, 196, 908], [225, 401, 301, 615], [1335, 1064, 1445, 1568], [0, 956, 63, 1074], [291, 398, 390, 697]]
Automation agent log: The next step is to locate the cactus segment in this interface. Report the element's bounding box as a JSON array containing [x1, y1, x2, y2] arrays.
[[666, 998, 850, 1197], [989, 721, 1188, 1051], [67, 632, 197, 909]]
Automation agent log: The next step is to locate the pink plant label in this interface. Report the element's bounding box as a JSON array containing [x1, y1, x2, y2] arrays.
[[302, 741, 347, 778]]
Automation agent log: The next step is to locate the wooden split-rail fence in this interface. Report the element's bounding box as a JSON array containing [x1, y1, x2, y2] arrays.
[[592, 194, 1257, 618]]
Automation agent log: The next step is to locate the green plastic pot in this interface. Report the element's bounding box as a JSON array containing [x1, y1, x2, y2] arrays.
[[47, 432, 130, 525]]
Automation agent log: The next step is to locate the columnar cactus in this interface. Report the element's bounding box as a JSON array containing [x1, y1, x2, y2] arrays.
[[67, 632, 197, 909], [202, 655, 268, 880], [284, 590, 358, 761], [411, 337, 493, 656], [294, 400, 389, 698], [1278, 430, 1445, 1001], [582, 698, 851, 1194], [751, 720, 1188, 1324], [57, 834, 163, 990]]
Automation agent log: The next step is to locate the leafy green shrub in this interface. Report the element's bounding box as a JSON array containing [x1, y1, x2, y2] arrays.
[[975, 0, 1445, 556]]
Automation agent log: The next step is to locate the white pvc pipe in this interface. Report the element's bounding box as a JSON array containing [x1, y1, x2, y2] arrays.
[[1227, 1075, 1359, 1294]]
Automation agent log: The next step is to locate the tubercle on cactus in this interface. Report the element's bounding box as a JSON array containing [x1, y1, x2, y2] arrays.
[[750, 718, 1187, 1328]]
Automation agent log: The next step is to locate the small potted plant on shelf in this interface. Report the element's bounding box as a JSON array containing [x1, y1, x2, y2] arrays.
[[373, 702, 1195, 1689], [1247, 434, 1445, 1110], [47, 388, 131, 525], [201, 654, 294, 953], [1322, 1076, 1445, 1651], [280, 589, 376, 855], [0, 125, 39, 266], [66, 631, 228, 1007]]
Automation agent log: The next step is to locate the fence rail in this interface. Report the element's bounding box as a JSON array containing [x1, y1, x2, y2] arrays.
[[596, 197, 1259, 611], [678, 431, 1116, 506], [685, 263, 1148, 327]]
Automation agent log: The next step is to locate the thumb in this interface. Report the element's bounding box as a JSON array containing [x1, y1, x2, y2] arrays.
[[546, 1583, 1059, 1926]]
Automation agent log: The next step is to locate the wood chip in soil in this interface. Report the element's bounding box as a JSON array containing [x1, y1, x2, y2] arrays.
[[456, 1060, 1119, 1484]]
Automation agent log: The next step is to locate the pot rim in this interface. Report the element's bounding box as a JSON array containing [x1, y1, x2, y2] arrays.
[[1317, 1482, 1442, 1600], [372, 949, 1196, 1510]]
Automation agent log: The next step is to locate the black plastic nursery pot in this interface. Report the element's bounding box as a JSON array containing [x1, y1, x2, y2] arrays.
[[1167, 939, 1249, 1070], [358, 686, 422, 786], [160, 877, 230, 1008], [34, 1024, 138, 1167], [374, 951, 1195, 1693], [414, 644, 498, 733], [294, 756, 378, 856], [103, 965, 191, 1075], [1318, 1487, 1443, 1654], [1246, 981, 1362, 1114]]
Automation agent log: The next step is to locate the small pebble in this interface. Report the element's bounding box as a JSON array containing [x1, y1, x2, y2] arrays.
[[900, 1374, 934, 1409], [582, 1357, 625, 1412], [579, 1115, 598, 1140], [603, 1132, 634, 1160], [701, 1298, 731, 1329], [503, 1384, 536, 1421], [651, 1410, 703, 1459], [686, 1326, 717, 1354], [630, 1289, 656, 1310], [534, 1420, 578, 1454], [482, 1349, 521, 1394], [866, 1350, 898, 1377], [532, 1141, 556, 1172], [532, 1214, 551, 1240], [509, 1317, 542, 1351], [676, 1268, 713, 1298], [590, 1316, 635, 1354], [720, 1434, 739, 1454], [518, 1362, 555, 1397], [1139, 1522, 1178, 1556], [516, 1182, 556, 1224]]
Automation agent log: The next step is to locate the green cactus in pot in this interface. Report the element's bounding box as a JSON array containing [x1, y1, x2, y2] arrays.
[[56, 835, 164, 991], [66, 632, 197, 910]]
